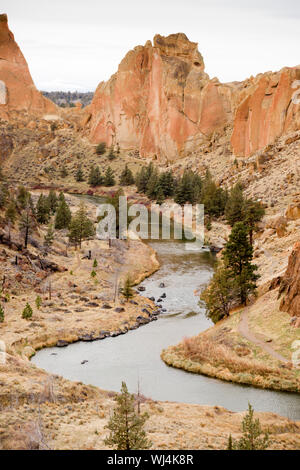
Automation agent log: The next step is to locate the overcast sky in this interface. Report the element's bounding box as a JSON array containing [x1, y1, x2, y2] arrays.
[[1, 0, 299, 91]]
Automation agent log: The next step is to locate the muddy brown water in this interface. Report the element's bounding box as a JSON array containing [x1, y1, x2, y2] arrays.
[[32, 197, 300, 420]]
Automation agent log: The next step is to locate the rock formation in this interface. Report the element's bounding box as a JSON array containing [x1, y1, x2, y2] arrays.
[[280, 242, 300, 317], [86, 33, 300, 161], [0, 14, 56, 119], [231, 67, 300, 157], [87, 33, 234, 162]]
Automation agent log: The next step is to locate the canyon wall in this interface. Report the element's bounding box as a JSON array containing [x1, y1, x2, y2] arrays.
[[86, 33, 300, 161], [280, 243, 300, 318], [87, 33, 234, 162], [0, 14, 56, 119]]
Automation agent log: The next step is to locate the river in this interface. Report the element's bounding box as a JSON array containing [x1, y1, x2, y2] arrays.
[[32, 222, 300, 419]]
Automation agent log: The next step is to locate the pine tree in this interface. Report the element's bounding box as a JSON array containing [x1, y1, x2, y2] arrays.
[[19, 208, 35, 249], [228, 404, 270, 450], [0, 304, 4, 323], [121, 276, 134, 301], [60, 165, 68, 178], [35, 296, 42, 310], [88, 166, 103, 186], [36, 194, 50, 224], [222, 222, 259, 305], [75, 166, 85, 182], [93, 259, 98, 268], [0, 166, 5, 182], [96, 142, 106, 155], [107, 146, 116, 161], [243, 199, 265, 246], [68, 203, 95, 248], [58, 191, 65, 203], [225, 182, 245, 226], [120, 165, 134, 186], [104, 167, 116, 186], [104, 381, 152, 450], [17, 186, 31, 210], [55, 199, 72, 229], [47, 190, 58, 214], [44, 224, 55, 249], [5, 200, 17, 227], [146, 169, 159, 199], [156, 186, 165, 205], [200, 264, 236, 323], [135, 166, 148, 193], [0, 183, 8, 209], [22, 303, 33, 320]]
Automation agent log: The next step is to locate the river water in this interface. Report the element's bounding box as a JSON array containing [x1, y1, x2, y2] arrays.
[[32, 234, 300, 420]]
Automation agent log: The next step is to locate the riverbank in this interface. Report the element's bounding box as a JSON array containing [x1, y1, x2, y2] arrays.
[[161, 288, 300, 393]]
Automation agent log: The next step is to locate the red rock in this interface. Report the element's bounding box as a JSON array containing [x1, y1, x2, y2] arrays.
[[280, 243, 300, 317], [0, 14, 57, 119], [86, 33, 233, 162]]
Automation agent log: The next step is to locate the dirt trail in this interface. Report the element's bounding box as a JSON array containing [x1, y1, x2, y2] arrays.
[[238, 307, 290, 363]]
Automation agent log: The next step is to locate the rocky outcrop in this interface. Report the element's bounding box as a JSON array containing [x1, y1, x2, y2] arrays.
[[87, 33, 234, 162], [0, 14, 57, 119], [231, 67, 300, 157], [280, 242, 300, 317]]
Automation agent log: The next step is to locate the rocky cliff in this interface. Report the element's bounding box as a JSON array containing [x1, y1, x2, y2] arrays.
[[87, 33, 234, 162], [86, 33, 300, 162], [280, 242, 300, 318], [0, 14, 56, 119]]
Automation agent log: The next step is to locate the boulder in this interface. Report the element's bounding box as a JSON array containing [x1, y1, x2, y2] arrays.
[[279, 242, 300, 318]]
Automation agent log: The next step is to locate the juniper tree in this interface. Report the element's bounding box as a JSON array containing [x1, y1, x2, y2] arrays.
[[68, 203, 95, 248], [120, 165, 134, 186], [44, 224, 55, 249], [22, 303, 33, 320], [88, 166, 103, 187], [0, 305, 4, 323], [5, 200, 17, 241], [228, 403, 270, 450], [0, 183, 8, 209], [104, 166, 116, 186], [96, 142, 106, 155], [225, 182, 245, 226], [104, 381, 152, 450], [200, 264, 236, 323], [17, 186, 32, 210], [156, 187, 165, 205], [60, 165, 68, 178], [121, 276, 134, 301], [36, 194, 50, 224], [222, 222, 259, 306], [107, 146, 116, 161], [75, 166, 85, 182], [47, 190, 58, 214], [19, 207, 35, 249], [55, 199, 72, 229], [242, 198, 265, 246], [35, 296, 42, 310]]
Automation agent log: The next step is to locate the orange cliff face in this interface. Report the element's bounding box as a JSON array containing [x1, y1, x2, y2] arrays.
[[231, 67, 300, 157], [0, 13, 57, 119], [86, 33, 234, 162]]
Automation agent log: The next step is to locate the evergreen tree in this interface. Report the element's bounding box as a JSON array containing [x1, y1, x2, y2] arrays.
[[68, 203, 95, 248], [58, 191, 65, 203], [19, 208, 35, 249], [0, 166, 5, 182], [156, 186, 165, 205], [222, 222, 259, 305], [93, 259, 98, 268], [243, 199, 265, 246], [55, 199, 72, 229], [22, 303, 33, 320], [174, 171, 195, 205], [0, 183, 8, 209], [225, 182, 245, 226], [88, 166, 103, 186], [201, 171, 227, 217], [47, 190, 58, 214], [96, 142, 106, 155], [200, 264, 236, 323], [108, 146, 116, 161], [121, 276, 134, 301], [104, 381, 152, 450], [228, 404, 270, 450], [44, 224, 55, 249], [35, 296, 42, 310], [5, 200, 17, 226], [0, 304, 4, 323], [104, 166, 116, 186], [75, 166, 85, 182], [120, 165, 135, 186], [60, 165, 68, 178], [16, 186, 31, 210], [146, 169, 159, 199], [135, 166, 148, 193], [36, 194, 50, 224]]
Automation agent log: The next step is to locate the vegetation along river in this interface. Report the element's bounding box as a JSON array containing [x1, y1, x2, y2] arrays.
[[32, 196, 300, 420]]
